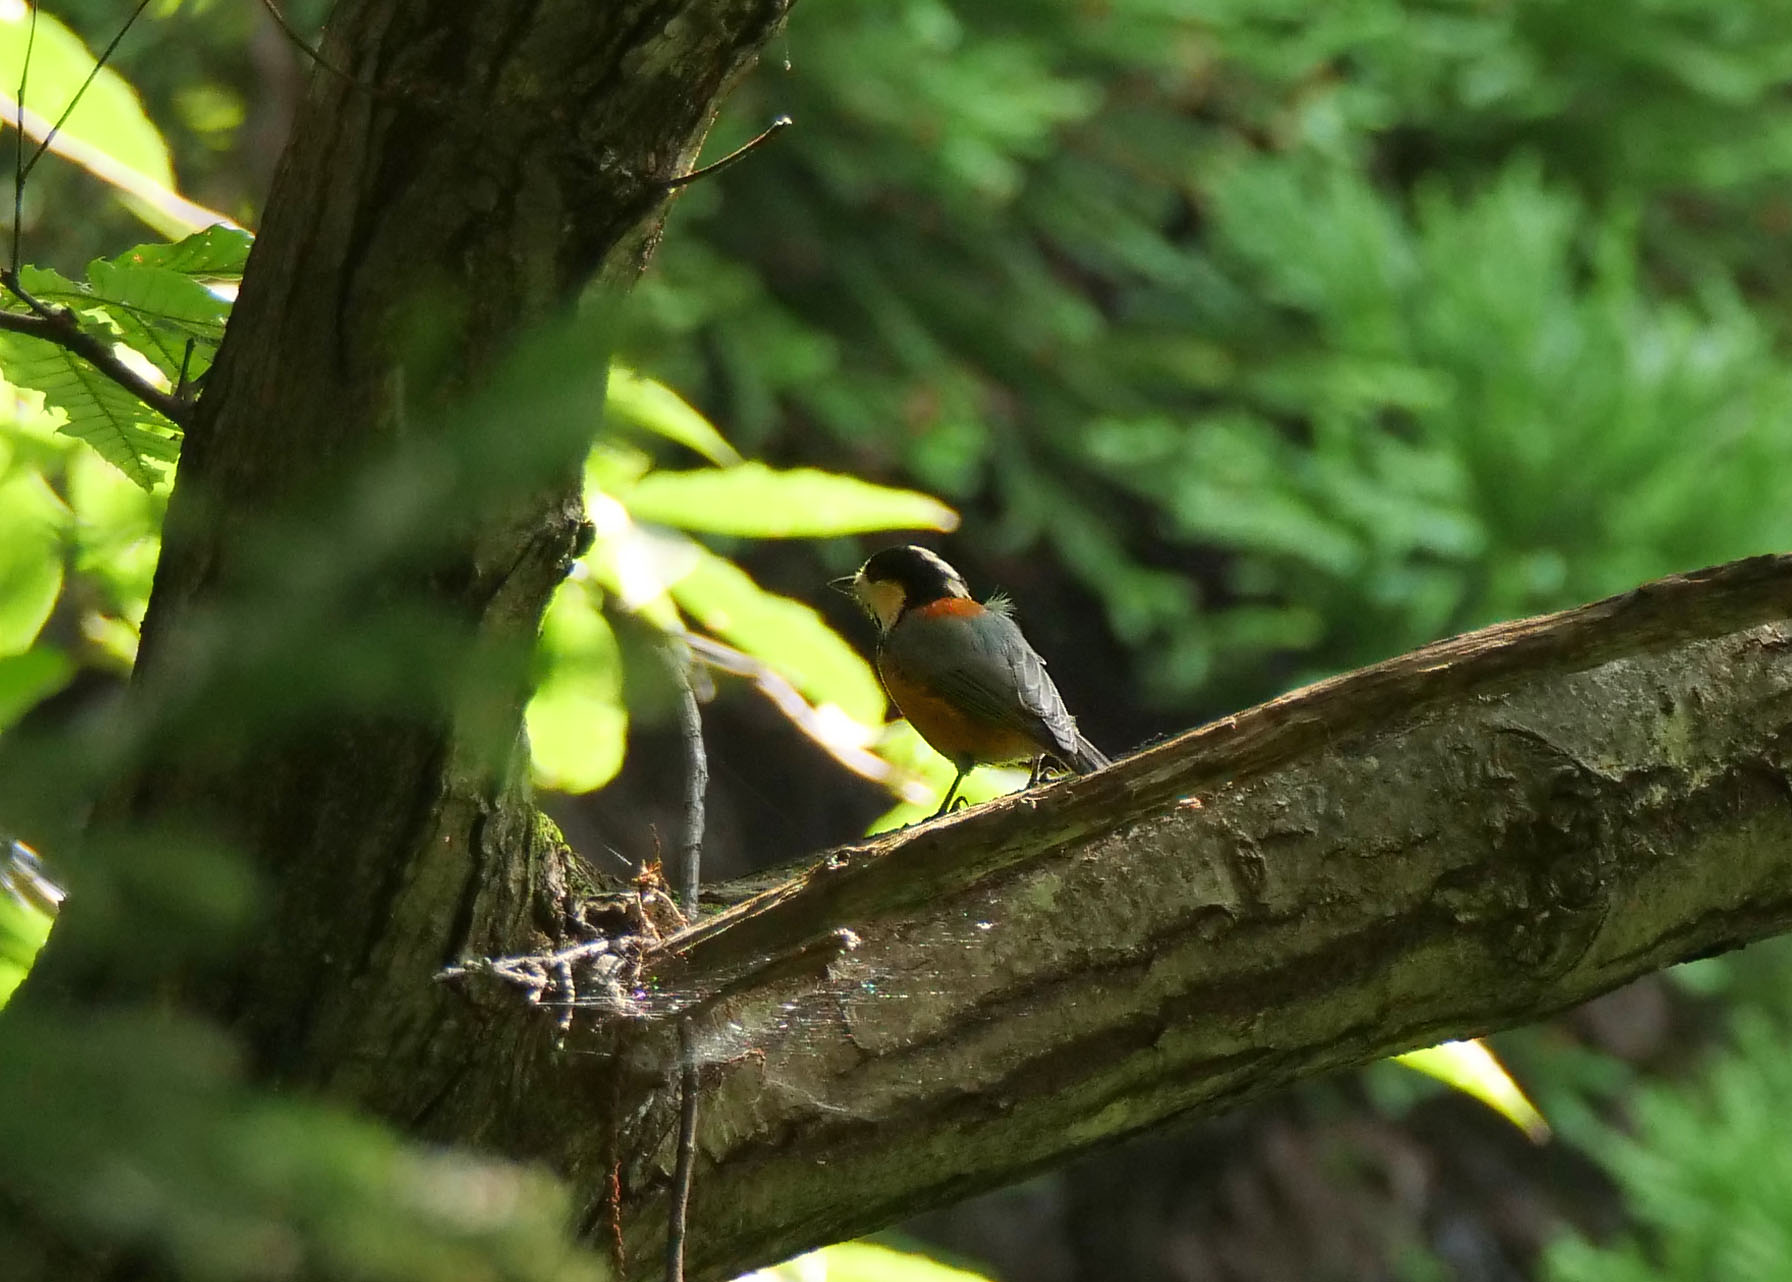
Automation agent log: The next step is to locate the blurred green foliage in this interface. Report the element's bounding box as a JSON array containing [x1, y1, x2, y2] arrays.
[[1544, 1004, 1792, 1282], [630, 0, 1792, 706], [3, 0, 1792, 1280]]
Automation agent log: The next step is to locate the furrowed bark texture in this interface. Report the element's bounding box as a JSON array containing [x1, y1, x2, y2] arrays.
[[603, 555, 1792, 1280], [28, 0, 790, 1111]]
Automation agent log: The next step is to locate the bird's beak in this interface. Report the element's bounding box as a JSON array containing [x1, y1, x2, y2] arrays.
[[829, 574, 858, 596]]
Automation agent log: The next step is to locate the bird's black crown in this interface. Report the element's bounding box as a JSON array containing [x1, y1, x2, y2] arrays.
[[859, 545, 969, 605]]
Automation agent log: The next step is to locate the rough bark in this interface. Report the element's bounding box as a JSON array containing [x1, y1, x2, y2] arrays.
[[594, 554, 1792, 1279], [17, 2, 1792, 1281], [31, 0, 794, 1101]]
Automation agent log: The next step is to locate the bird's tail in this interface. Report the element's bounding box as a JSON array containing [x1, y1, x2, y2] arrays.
[[1065, 732, 1111, 774]]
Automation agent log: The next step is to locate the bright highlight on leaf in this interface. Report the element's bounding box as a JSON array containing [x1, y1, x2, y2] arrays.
[[1395, 1038, 1550, 1143], [534, 384, 957, 798], [738, 1241, 998, 1282], [607, 366, 743, 465], [526, 582, 628, 794], [0, 6, 234, 237], [0, 464, 63, 654], [671, 545, 888, 728], [623, 462, 960, 538], [0, 5, 174, 189]]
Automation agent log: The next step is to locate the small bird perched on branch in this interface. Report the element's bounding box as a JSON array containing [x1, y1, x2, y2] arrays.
[[838, 545, 1110, 817]]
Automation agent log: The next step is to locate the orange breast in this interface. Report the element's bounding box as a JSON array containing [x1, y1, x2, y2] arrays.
[[878, 654, 1043, 768]]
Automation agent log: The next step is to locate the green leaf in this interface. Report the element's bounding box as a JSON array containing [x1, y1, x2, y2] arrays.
[[1, 1009, 608, 1282], [0, 646, 73, 732], [0, 7, 175, 187], [0, 468, 63, 654], [526, 581, 628, 794], [670, 546, 888, 728], [606, 366, 742, 465], [0, 881, 54, 1008], [0, 331, 178, 489], [110, 226, 254, 280], [740, 1242, 999, 1281], [1395, 1039, 1549, 1142], [623, 463, 959, 538], [83, 258, 230, 381]]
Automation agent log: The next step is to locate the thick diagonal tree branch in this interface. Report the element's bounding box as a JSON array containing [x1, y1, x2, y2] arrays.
[[15, 0, 1792, 1278], [587, 554, 1792, 1279]]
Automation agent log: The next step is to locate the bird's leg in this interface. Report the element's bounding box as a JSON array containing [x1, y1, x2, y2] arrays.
[[1026, 755, 1046, 788], [932, 763, 971, 819]]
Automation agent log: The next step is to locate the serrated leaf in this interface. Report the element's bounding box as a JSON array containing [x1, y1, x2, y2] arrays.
[[0, 332, 178, 489], [109, 226, 253, 280], [606, 367, 741, 465], [670, 546, 888, 727], [1395, 1039, 1550, 1143], [83, 259, 228, 380], [10, 263, 84, 305], [624, 463, 959, 537]]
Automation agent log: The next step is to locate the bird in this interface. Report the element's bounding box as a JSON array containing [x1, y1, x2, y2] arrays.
[[837, 544, 1111, 818]]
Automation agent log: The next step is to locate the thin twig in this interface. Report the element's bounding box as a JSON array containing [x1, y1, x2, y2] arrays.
[[255, 0, 378, 95], [175, 337, 197, 400], [4, 97, 235, 236], [0, 279, 190, 426], [662, 116, 792, 189], [13, 2, 36, 273], [685, 632, 931, 803], [664, 1024, 700, 1282], [661, 638, 708, 1282], [21, 0, 155, 185], [665, 641, 707, 916]]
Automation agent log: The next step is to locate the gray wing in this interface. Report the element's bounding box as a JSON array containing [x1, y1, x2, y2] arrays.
[[883, 607, 1082, 759]]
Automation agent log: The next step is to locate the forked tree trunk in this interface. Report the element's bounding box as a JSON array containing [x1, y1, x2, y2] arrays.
[[16, 3, 1792, 1281]]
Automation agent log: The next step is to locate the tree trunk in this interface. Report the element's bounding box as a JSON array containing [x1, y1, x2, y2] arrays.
[[16, 1, 1792, 1280]]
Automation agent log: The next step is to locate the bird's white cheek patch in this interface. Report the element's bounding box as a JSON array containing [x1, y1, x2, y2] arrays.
[[854, 579, 908, 632]]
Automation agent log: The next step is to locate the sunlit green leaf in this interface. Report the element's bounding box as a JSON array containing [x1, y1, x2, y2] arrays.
[[0, 886, 53, 1008], [67, 444, 162, 630], [0, 331, 178, 489], [84, 259, 229, 381], [0, 6, 174, 186], [577, 493, 691, 632], [0, 467, 63, 654], [606, 366, 742, 465], [0, 645, 72, 731], [623, 463, 959, 538], [739, 1241, 998, 1281], [670, 545, 888, 728], [1396, 1039, 1550, 1142], [110, 226, 254, 280], [526, 580, 628, 794]]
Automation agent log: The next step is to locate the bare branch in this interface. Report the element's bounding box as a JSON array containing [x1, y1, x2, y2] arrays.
[[255, 0, 381, 98], [0, 277, 190, 426], [662, 117, 792, 189]]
